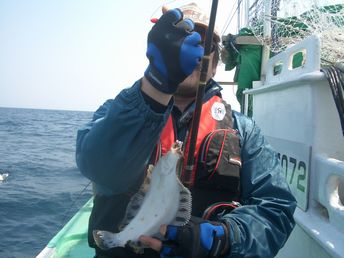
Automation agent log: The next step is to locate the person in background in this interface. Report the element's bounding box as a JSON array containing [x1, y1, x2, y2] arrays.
[[76, 3, 296, 258]]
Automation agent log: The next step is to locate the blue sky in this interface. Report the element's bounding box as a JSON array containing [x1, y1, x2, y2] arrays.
[[0, 0, 238, 111]]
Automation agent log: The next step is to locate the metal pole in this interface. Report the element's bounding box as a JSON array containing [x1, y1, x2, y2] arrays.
[[183, 0, 219, 188], [237, 0, 241, 33]]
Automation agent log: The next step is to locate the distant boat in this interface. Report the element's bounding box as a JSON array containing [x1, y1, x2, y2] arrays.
[[0, 173, 9, 181]]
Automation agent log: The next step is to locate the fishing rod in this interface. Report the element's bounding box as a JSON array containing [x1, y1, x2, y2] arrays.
[[183, 0, 219, 187]]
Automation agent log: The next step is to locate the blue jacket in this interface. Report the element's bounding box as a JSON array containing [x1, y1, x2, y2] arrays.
[[76, 79, 296, 257]]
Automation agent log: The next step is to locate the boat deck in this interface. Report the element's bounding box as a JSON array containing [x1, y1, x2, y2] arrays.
[[37, 198, 93, 258]]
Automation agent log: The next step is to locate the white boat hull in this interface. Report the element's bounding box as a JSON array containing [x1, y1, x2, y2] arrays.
[[245, 35, 344, 258]]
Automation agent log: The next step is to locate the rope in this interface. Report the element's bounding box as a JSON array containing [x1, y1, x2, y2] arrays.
[[221, 0, 243, 36], [60, 180, 92, 227], [321, 63, 344, 136]]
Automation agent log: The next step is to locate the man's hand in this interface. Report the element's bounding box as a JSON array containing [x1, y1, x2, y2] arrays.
[[139, 216, 230, 258], [144, 8, 204, 94]]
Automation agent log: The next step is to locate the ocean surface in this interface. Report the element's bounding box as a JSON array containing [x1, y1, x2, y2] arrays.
[[0, 107, 94, 258]]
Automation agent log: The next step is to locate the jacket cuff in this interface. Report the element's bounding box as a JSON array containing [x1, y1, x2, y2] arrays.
[[221, 217, 241, 256], [122, 79, 173, 124]]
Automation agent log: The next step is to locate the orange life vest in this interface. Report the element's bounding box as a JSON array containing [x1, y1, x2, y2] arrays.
[[152, 96, 242, 216]]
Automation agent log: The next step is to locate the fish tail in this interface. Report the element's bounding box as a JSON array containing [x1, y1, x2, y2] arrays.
[[93, 230, 120, 250]]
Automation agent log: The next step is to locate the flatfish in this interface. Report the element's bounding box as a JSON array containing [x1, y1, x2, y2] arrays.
[[93, 142, 192, 252]]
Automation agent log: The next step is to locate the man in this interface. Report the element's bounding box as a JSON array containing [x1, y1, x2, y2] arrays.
[[76, 3, 296, 258]]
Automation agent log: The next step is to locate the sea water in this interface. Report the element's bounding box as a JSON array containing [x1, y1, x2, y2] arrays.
[[0, 107, 93, 258]]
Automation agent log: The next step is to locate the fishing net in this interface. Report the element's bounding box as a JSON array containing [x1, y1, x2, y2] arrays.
[[247, 0, 344, 65]]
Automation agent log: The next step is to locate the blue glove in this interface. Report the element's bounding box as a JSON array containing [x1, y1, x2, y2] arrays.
[[145, 9, 204, 94], [160, 216, 230, 258]]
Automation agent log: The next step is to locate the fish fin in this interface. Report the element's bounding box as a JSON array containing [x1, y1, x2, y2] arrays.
[[118, 165, 154, 230], [93, 230, 119, 250], [170, 180, 192, 226]]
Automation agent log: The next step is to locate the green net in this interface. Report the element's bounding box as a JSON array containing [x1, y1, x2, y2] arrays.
[[222, 28, 261, 117]]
